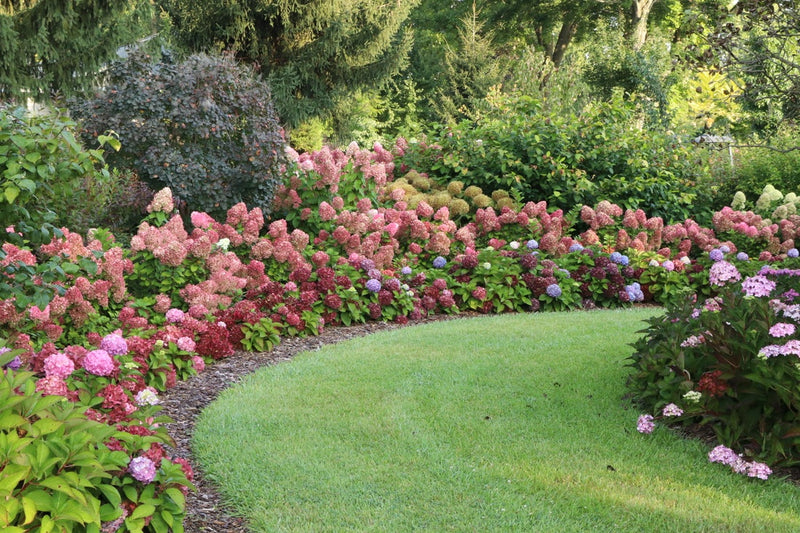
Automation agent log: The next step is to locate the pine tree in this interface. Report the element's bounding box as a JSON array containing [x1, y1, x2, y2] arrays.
[[432, 2, 503, 124], [161, 0, 419, 128], [0, 0, 162, 100]]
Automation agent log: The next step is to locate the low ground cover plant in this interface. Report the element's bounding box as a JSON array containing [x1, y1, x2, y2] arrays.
[[2, 139, 800, 529]]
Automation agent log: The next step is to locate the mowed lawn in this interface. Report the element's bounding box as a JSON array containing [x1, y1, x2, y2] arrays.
[[193, 309, 800, 532]]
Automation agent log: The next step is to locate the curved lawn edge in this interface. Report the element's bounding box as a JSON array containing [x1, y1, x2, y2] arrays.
[[192, 310, 800, 532]]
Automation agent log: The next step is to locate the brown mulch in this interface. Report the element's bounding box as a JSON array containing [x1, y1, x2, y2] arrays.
[[159, 316, 461, 532]]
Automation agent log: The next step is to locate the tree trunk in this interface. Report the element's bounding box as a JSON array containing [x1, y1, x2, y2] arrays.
[[551, 18, 578, 67], [629, 0, 658, 51]]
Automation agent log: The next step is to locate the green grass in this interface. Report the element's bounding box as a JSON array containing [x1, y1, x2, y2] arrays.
[[192, 310, 800, 532]]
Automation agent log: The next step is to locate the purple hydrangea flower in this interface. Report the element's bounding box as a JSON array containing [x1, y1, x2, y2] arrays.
[[432, 256, 447, 268], [365, 279, 382, 293], [636, 414, 655, 434], [360, 258, 376, 271], [545, 284, 562, 298], [625, 282, 644, 302], [128, 456, 157, 484], [367, 268, 383, 280], [741, 275, 776, 298], [709, 248, 725, 262], [569, 243, 584, 253], [662, 260, 675, 271], [736, 252, 749, 261], [1, 347, 22, 371], [526, 239, 539, 250], [746, 461, 772, 480], [662, 403, 683, 417], [708, 445, 739, 465], [719, 244, 731, 254], [400, 266, 412, 276], [788, 248, 799, 258]]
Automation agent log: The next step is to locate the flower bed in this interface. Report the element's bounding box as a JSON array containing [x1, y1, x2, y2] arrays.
[[1, 140, 799, 530]]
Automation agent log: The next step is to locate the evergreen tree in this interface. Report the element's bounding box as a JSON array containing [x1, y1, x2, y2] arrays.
[[0, 0, 162, 100], [161, 0, 419, 128], [432, 3, 504, 124]]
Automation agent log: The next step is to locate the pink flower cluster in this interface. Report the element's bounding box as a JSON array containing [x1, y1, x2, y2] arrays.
[[708, 445, 772, 480]]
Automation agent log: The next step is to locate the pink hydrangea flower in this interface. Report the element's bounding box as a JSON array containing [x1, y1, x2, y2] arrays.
[[84, 349, 115, 376], [709, 261, 741, 286], [192, 356, 206, 373], [636, 414, 655, 434], [662, 403, 684, 417], [165, 308, 185, 323], [746, 461, 772, 480], [100, 333, 128, 356], [708, 445, 739, 465], [129, 456, 157, 484], [741, 275, 776, 298], [35, 376, 68, 396], [177, 337, 196, 352], [769, 323, 796, 338], [43, 352, 75, 379]]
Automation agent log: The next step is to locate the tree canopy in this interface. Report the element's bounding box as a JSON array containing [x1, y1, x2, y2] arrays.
[[0, 0, 162, 100], [161, 0, 419, 128]]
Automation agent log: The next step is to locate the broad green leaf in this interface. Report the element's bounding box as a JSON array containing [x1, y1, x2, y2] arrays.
[[0, 464, 30, 492], [21, 495, 37, 525], [130, 503, 155, 520], [4, 185, 20, 203]]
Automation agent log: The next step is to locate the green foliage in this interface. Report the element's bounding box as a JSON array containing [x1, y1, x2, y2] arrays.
[[71, 51, 287, 220], [712, 129, 800, 212], [0, 352, 124, 531], [162, 0, 419, 129], [240, 318, 281, 353], [0, 0, 164, 100], [1, 105, 118, 246], [399, 90, 711, 224]]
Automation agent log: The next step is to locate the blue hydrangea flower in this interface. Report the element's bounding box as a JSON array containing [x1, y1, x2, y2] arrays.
[[569, 243, 584, 253], [719, 244, 731, 254], [559, 268, 571, 278], [788, 248, 799, 258], [526, 239, 539, 250], [625, 282, 644, 302], [736, 252, 749, 261], [400, 266, 412, 275], [365, 279, 382, 293], [609, 252, 629, 266], [709, 248, 724, 262], [545, 284, 562, 298], [432, 256, 447, 268]]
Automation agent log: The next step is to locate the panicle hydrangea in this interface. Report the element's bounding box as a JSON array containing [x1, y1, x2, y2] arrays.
[[83, 349, 115, 376], [128, 456, 157, 484], [662, 403, 683, 417], [636, 414, 655, 434], [101, 333, 128, 356], [43, 352, 74, 379]]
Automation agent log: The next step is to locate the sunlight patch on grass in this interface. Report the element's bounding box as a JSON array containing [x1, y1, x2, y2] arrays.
[[193, 310, 800, 532]]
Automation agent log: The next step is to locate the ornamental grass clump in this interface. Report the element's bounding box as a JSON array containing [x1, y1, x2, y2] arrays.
[[627, 261, 800, 474]]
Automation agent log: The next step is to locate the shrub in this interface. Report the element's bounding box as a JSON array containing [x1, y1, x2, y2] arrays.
[[71, 51, 287, 220], [397, 90, 712, 224], [627, 263, 800, 468], [1, 105, 118, 246]]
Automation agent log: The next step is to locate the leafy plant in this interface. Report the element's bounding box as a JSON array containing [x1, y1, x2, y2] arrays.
[[71, 51, 287, 220], [1, 105, 119, 246], [240, 318, 281, 352]]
